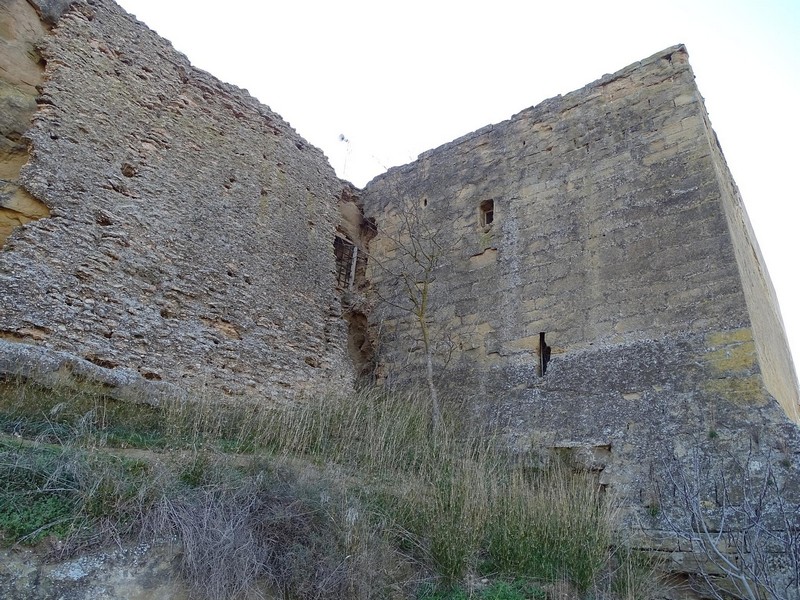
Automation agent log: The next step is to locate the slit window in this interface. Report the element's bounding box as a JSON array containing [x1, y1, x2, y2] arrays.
[[480, 199, 494, 229], [537, 332, 551, 376]]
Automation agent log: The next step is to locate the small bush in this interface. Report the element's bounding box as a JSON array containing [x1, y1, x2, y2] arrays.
[[146, 470, 409, 600], [419, 454, 492, 584]]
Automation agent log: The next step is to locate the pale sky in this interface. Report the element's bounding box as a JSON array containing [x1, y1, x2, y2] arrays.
[[117, 0, 800, 378]]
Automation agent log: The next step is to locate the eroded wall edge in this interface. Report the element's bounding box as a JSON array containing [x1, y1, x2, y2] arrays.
[[0, 0, 183, 402], [697, 98, 800, 422], [0, 0, 54, 246]]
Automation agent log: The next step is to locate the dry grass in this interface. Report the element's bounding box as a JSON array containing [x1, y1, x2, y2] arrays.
[[0, 376, 664, 599]]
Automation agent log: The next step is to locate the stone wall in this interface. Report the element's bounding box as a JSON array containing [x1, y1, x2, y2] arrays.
[[364, 47, 773, 386], [2, 1, 799, 589], [0, 0, 353, 401], [362, 44, 798, 422]]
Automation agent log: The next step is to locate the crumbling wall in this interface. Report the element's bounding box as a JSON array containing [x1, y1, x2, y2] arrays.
[[0, 0, 353, 400], [335, 186, 375, 379], [0, 0, 52, 245]]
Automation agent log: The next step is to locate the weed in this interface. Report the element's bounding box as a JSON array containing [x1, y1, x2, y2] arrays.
[[178, 452, 211, 487], [610, 547, 664, 600], [0, 377, 166, 448], [418, 579, 546, 600]]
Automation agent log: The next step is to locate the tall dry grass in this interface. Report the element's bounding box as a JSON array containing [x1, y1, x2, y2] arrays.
[[1, 377, 663, 598]]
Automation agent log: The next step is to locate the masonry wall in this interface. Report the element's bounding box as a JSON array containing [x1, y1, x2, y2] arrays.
[[365, 47, 754, 378], [362, 45, 798, 419], [0, 0, 353, 400], [361, 46, 800, 572]]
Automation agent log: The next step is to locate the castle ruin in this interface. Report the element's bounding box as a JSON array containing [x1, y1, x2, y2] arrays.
[[2, 0, 800, 593]]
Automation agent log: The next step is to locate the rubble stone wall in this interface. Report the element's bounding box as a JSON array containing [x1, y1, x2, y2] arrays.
[[0, 0, 353, 400]]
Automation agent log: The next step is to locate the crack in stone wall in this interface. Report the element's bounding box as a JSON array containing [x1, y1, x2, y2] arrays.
[[336, 186, 376, 379]]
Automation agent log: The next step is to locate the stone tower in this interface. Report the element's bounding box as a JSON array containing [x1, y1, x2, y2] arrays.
[[360, 45, 800, 575]]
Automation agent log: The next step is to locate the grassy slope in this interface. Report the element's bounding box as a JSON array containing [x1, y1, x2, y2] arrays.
[[0, 378, 661, 600]]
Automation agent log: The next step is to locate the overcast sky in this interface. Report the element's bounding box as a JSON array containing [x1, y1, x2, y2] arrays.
[[117, 0, 800, 378]]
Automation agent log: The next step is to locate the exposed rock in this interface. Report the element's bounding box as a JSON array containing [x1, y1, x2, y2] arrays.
[[26, 0, 75, 25], [0, 544, 188, 599], [0, 0, 52, 246]]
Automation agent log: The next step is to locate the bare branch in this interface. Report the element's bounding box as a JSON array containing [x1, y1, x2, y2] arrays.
[[657, 448, 800, 600]]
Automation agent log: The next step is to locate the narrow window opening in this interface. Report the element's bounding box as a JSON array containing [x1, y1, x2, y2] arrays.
[[479, 199, 494, 229], [538, 332, 551, 376], [334, 236, 357, 289]]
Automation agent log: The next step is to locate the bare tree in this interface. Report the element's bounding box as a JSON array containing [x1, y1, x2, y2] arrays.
[[367, 196, 459, 429], [657, 447, 800, 600]]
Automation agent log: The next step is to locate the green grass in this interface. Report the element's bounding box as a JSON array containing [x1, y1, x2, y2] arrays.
[[0, 439, 79, 542], [482, 466, 613, 591], [0, 435, 158, 547], [0, 379, 167, 448], [0, 492, 75, 542], [0, 376, 662, 599]]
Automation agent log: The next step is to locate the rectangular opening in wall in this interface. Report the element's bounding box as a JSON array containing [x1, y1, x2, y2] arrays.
[[538, 332, 551, 376], [334, 236, 356, 289], [480, 199, 494, 229]]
